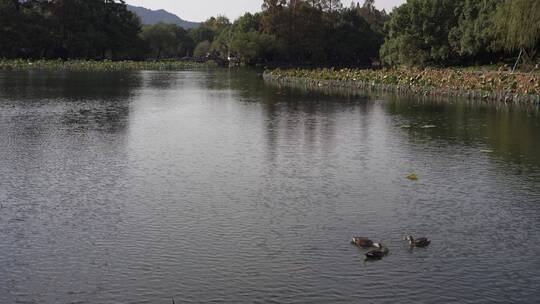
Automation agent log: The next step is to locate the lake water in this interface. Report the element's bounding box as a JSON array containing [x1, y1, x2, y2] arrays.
[[1, 69, 539, 304]]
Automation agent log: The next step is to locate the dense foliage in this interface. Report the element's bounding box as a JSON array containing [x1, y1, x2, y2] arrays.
[[0, 59, 215, 70], [140, 23, 193, 59], [381, 0, 540, 67], [493, 0, 540, 58], [0, 0, 145, 59], [257, 0, 386, 66], [1, 0, 538, 68], [0, 0, 388, 66]]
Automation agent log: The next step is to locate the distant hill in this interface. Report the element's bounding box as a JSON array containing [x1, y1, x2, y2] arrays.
[[127, 5, 200, 29]]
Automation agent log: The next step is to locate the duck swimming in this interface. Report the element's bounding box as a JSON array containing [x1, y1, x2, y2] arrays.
[[351, 237, 374, 248], [406, 235, 431, 247], [365, 244, 389, 259]]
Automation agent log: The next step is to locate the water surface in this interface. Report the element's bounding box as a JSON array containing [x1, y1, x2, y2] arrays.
[[1, 69, 539, 304]]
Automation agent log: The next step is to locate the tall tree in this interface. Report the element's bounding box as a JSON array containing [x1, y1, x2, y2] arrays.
[[0, 0, 24, 58], [211, 12, 279, 64], [141, 23, 177, 59], [328, 7, 380, 65], [355, 0, 388, 34], [380, 0, 461, 66], [448, 0, 502, 64], [189, 16, 231, 47]]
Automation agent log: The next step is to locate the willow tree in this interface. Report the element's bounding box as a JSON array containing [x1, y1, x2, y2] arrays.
[[493, 0, 540, 70]]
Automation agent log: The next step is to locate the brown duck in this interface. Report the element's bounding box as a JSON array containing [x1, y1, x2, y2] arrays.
[[406, 235, 431, 247], [351, 237, 374, 248]]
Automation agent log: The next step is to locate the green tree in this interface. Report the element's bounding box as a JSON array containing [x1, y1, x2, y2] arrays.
[[328, 7, 380, 65], [210, 12, 279, 64], [0, 0, 25, 58], [230, 31, 278, 64], [380, 0, 461, 66], [141, 23, 193, 59], [0, 0, 55, 58], [189, 26, 215, 45], [355, 0, 388, 35], [448, 0, 502, 62], [194, 40, 211, 58], [260, 0, 386, 65], [141, 23, 177, 59], [261, 0, 327, 62], [44, 0, 135, 58], [189, 15, 231, 46]]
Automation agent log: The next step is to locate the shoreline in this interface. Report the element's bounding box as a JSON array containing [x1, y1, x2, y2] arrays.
[[0, 59, 216, 71], [263, 68, 540, 105]]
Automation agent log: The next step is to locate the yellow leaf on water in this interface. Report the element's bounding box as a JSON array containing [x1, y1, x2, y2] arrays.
[[407, 173, 419, 181]]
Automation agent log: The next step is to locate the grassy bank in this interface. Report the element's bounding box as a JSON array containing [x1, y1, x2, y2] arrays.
[[0, 59, 216, 71], [264, 67, 540, 104]]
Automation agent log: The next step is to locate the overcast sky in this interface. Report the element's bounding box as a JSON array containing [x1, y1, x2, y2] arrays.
[[125, 0, 405, 22]]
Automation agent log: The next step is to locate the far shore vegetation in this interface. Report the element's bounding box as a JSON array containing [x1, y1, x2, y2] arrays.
[[1, 0, 539, 97], [264, 67, 540, 102], [0, 59, 215, 71]]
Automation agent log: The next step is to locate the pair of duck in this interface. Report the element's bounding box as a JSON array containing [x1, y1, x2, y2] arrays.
[[351, 235, 430, 259]]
